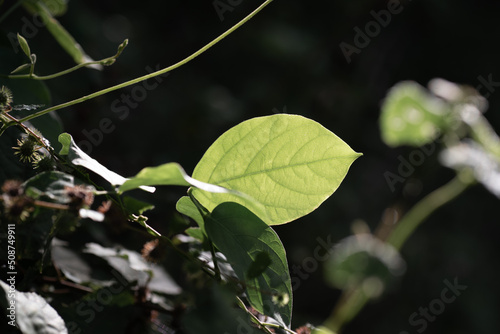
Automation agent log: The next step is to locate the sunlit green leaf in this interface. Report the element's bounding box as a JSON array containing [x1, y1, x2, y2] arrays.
[[120, 163, 260, 212], [205, 202, 293, 327], [380, 81, 450, 147], [185, 227, 205, 241], [119, 163, 189, 192], [192, 114, 361, 225]]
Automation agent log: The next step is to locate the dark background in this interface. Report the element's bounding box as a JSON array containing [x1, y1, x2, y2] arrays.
[[1, 0, 500, 332]]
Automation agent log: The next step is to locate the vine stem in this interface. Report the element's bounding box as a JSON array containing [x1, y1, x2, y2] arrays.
[[235, 297, 276, 334], [12, 0, 274, 125], [6, 40, 129, 81], [323, 173, 474, 333], [386, 173, 474, 250]]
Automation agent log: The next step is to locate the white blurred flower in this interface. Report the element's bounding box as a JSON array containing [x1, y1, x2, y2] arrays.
[[440, 141, 500, 197]]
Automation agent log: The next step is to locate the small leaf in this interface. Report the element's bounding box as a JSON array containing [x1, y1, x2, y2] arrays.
[[22, 2, 100, 68], [0, 280, 68, 334], [192, 114, 361, 225], [17, 33, 31, 57], [119, 163, 258, 208], [122, 196, 155, 214], [116, 39, 129, 57], [380, 81, 450, 147], [58, 133, 155, 192], [176, 196, 205, 229], [119, 163, 189, 192], [205, 202, 293, 327], [10, 63, 31, 74]]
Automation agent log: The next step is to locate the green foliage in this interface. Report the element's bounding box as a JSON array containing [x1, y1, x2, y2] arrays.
[[2, 1, 499, 333], [16, 33, 30, 58], [176, 196, 205, 230]]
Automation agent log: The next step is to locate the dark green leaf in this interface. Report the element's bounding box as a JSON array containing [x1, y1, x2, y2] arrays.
[[122, 196, 155, 215], [119, 163, 189, 192], [205, 202, 293, 327], [185, 227, 205, 242], [176, 196, 204, 229], [246, 251, 272, 279], [23, 171, 75, 203], [51, 239, 118, 286]]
